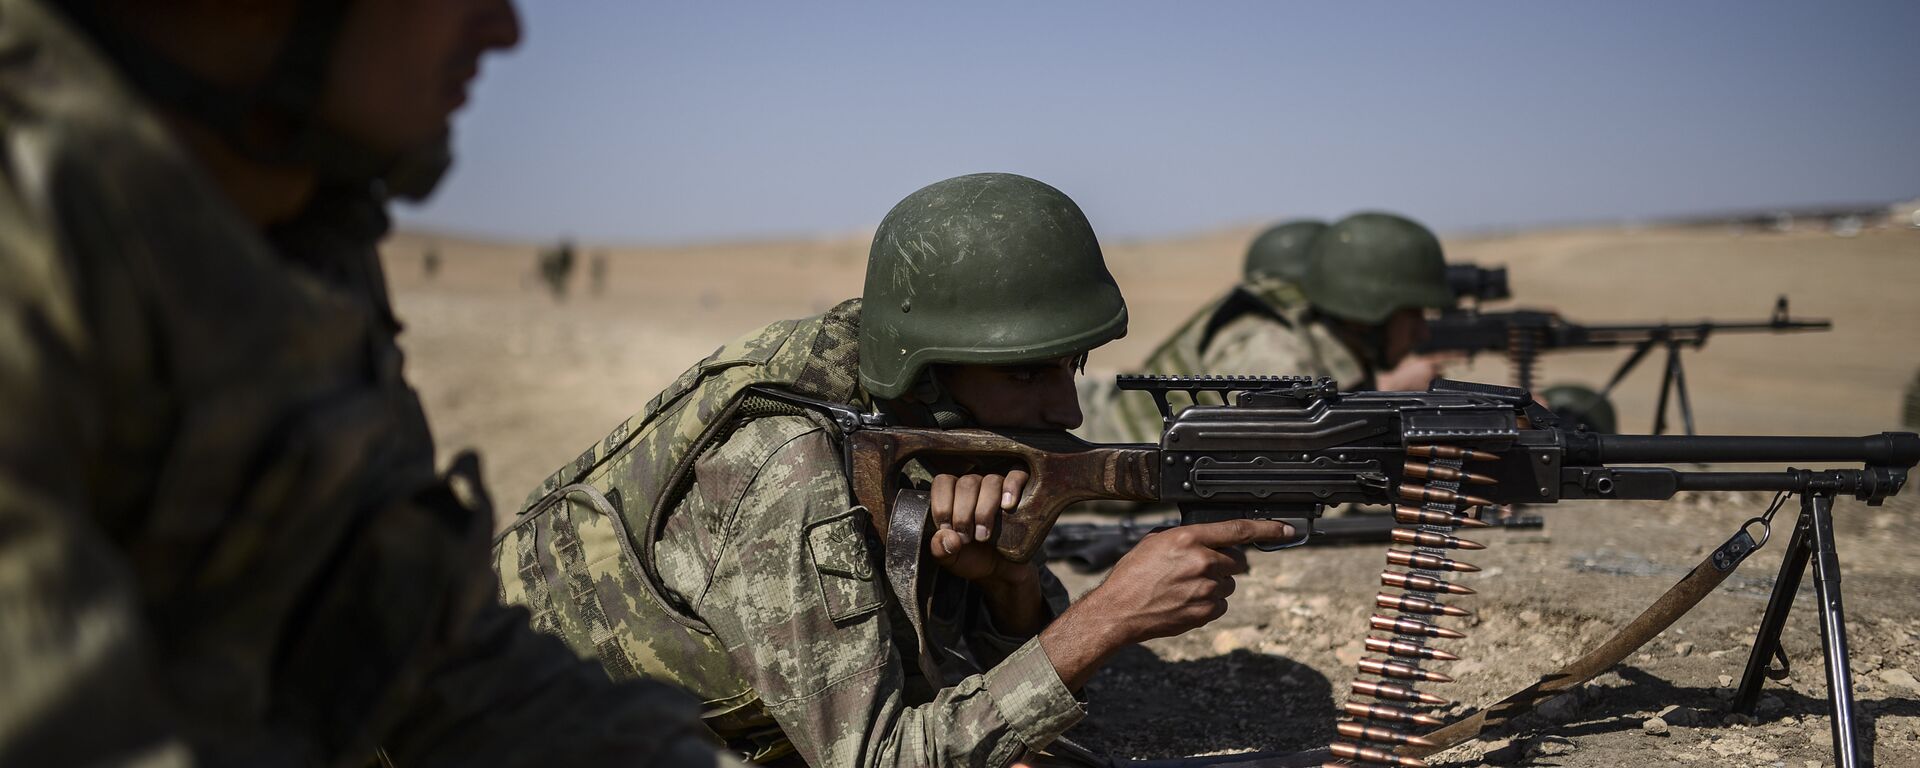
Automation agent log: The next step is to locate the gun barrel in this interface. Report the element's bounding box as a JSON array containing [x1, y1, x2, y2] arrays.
[[1586, 432, 1920, 467]]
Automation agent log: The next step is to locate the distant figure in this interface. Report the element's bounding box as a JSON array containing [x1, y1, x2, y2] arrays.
[[590, 250, 609, 295], [424, 242, 443, 278], [538, 238, 577, 299], [1905, 364, 1920, 430]]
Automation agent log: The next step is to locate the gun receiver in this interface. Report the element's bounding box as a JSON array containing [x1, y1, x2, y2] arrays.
[[836, 376, 1917, 564]]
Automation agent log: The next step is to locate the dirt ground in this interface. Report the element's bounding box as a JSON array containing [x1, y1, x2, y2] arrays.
[[381, 222, 1920, 767]]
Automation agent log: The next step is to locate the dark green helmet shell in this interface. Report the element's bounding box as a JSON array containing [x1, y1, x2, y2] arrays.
[[1301, 212, 1454, 324], [1243, 219, 1327, 284], [1542, 384, 1618, 434], [859, 173, 1128, 399]]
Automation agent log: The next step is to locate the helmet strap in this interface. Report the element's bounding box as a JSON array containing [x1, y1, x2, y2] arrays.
[[910, 370, 975, 429]]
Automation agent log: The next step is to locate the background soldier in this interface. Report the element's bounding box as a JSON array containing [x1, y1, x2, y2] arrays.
[[539, 238, 578, 299], [0, 0, 725, 765], [1079, 211, 1459, 445], [1905, 364, 1920, 430], [496, 173, 1294, 766]]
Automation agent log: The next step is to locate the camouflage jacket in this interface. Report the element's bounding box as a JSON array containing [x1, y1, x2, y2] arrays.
[[1077, 278, 1366, 444], [0, 2, 723, 765], [499, 301, 1084, 766]]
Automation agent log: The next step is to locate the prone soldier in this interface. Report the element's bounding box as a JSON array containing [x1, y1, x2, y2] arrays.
[[1079, 211, 1460, 445], [496, 173, 1295, 766], [0, 0, 727, 765]]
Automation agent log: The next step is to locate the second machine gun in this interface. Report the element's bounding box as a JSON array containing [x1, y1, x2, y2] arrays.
[[1418, 295, 1830, 434], [781, 374, 1915, 767]]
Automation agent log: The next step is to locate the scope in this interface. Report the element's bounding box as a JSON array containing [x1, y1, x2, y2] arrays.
[[1446, 263, 1510, 304]]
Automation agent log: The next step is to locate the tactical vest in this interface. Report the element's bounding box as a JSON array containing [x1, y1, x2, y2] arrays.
[[493, 299, 865, 761], [1082, 278, 1309, 444]]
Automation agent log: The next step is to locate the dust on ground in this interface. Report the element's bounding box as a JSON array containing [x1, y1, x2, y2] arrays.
[[383, 223, 1920, 767]]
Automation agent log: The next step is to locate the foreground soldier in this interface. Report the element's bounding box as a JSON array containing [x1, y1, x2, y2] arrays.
[[498, 173, 1291, 766], [0, 0, 724, 764], [1080, 212, 1458, 444]]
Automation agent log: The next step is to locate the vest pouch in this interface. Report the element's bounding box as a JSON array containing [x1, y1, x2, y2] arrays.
[[493, 484, 764, 731]]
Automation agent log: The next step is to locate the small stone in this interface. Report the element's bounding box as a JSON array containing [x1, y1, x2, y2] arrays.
[[1535, 692, 1584, 723], [1878, 668, 1920, 693], [1526, 735, 1577, 757], [1481, 737, 1522, 765], [1718, 674, 1735, 688], [1656, 704, 1692, 726], [1333, 639, 1365, 667], [1642, 716, 1671, 736], [1673, 641, 1695, 657], [1756, 693, 1785, 717], [1209, 629, 1249, 654]]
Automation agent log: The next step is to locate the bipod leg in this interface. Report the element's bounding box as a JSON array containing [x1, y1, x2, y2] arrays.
[[1670, 345, 1697, 435], [1807, 492, 1866, 767], [1652, 343, 1683, 435], [1733, 507, 1812, 712]]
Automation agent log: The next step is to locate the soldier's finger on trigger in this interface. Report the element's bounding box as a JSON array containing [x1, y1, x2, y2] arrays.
[[930, 474, 956, 530], [973, 474, 1002, 543], [952, 474, 983, 543]]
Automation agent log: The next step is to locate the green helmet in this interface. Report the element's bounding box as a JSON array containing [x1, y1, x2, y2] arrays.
[[1542, 384, 1618, 434], [1243, 219, 1328, 284], [1301, 212, 1454, 324], [859, 173, 1128, 399]]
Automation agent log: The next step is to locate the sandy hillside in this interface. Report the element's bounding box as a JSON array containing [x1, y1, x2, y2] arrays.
[[382, 222, 1920, 767]]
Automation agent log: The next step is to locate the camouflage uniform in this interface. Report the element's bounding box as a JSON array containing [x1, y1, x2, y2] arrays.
[[500, 301, 1085, 766], [1078, 278, 1366, 445], [0, 2, 722, 765]]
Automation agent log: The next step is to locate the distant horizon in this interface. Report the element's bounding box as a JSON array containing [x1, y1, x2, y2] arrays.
[[396, 1, 1920, 246], [394, 196, 1913, 250]]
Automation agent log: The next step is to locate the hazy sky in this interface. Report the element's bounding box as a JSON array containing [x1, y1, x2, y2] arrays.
[[397, 1, 1920, 244]]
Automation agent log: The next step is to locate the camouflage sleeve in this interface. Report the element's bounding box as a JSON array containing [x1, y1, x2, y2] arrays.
[[691, 418, 1084, 767], [0, 187, 191, 766], [379, 596, 741, 768], [960, 568, 1072, 670]]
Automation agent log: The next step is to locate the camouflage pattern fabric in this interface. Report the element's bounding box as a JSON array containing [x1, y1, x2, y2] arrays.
[[0, 2, 727, 765], [498, 304, 1085, 766], [1077, 278, 1365, 445]]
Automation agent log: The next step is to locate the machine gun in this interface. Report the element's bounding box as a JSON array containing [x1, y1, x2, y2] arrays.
[[760, 374, 1914, 767], [1419, 296, 1831, 434]]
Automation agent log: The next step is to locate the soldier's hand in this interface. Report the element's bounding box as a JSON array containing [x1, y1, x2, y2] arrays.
[[1376, 352, 1464, 392], [928, 470, 1033, 584], [1079, 519, 1296, 643]]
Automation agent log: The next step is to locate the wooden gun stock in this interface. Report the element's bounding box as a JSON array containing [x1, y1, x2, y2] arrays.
[[847, 427, 1160, 562]]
